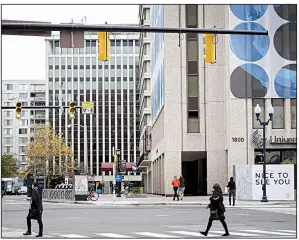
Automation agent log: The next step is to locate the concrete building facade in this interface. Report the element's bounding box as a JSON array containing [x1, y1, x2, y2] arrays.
[[2, 80, 47, 171], [138, 5, 297, 196]]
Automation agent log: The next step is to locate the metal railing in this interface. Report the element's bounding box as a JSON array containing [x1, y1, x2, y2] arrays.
[[42, 189, 75, 203]]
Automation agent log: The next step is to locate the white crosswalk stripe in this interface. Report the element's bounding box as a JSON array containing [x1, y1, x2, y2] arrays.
[[59, 234, 89, 238], [96, 233, 134, 238], [132, 232, 178, 238], [210, 230, 261, 237], [277, 230, 297, 233], [167, 231, 218, 237], [242, 229, 296, 236]]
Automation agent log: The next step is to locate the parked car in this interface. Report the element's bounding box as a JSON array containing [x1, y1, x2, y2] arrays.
[[18, 186, 27, 195]]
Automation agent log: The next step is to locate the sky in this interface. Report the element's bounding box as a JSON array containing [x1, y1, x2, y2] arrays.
[[2, 5, 139, 81]]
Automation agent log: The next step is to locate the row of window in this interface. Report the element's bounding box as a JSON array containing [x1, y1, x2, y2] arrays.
[[49, 77, 135, 82], [49, 56, 137, 65], [252, 98, 296, 129], [3, 84, 45, 91], [3, 119, 46, 127], [186, 5, 200, 133]]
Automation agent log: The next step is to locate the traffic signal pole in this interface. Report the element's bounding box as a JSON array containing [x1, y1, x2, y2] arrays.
[[2, 22, 268, 35]]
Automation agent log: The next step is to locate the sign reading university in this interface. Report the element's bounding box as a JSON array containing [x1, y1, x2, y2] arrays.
[[252, 130, 297, 146]]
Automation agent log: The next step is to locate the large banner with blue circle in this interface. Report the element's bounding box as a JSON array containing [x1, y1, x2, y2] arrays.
[[229, 5, 296, 99]]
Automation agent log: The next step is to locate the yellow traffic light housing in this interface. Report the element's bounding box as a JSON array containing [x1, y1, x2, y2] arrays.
[[98, 32, 110, 61], [69, 101, 75, 119], [203, 34, 215, 63], [16, 102, 22, 119]]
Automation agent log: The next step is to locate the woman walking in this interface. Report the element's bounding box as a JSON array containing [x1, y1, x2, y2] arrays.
[[200, 183, 229, 237]]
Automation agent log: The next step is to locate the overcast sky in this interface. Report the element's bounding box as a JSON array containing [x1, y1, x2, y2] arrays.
[[2, 5, 139, 81]]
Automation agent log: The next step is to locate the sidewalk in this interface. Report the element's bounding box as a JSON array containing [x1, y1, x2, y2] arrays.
[[43, 194, 296, 207]]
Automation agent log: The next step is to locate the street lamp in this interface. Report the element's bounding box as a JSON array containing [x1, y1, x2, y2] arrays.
[[67, 124, 88, 174], [254, 103, 274, 202]]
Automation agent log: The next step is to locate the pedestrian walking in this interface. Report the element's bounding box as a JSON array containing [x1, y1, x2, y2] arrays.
[[178, 175, 186, 200], [171, 176, 180, 201], [23, 182, 43, 237], [226, 177, 236, 206], [200, 183, 229, 237]]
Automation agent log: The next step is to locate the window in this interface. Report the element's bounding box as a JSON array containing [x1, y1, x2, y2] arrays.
[[4, 137, 13, 145], [291, 99, 296, 129], [19, 128, 28, 135], [4, 120, 13, 126], [19, 93, 28, 99], [5, 84, 13, 90], [19, 155, 26, 162], [19, 137, 28, 145], [19, 84, 28, 90], [4, 146, 13, 153], [4, 128, 13, 135], [252, 99, 265, 129], [272, 99, 285, 129], [4, 93, 13, 99], [19, 146, 25, 154], [186, 5, 198, 27], [5, 111, 12, 118], [19, 120, 28, 126]]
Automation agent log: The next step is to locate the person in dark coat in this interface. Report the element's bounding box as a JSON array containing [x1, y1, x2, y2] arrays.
[[178, 175, 186, 200], [23, 182, 43, 237], [200, 183, 229, 236], [226, 177, 236, 206]]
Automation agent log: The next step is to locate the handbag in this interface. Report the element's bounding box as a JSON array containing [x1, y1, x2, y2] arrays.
[[210, 210, 219, 220], [28, 188, 40, 220]]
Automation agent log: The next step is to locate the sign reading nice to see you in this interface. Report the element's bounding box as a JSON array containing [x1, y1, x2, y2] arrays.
[[235, 165, 294, 201]]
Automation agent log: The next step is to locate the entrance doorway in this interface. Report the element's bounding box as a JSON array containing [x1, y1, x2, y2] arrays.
[[181, 153, 207, 196]]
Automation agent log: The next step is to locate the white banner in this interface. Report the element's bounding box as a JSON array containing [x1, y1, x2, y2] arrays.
[[74, 175, 88, 195]]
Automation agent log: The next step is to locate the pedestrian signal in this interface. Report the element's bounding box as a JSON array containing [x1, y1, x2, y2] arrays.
[[16, 102, 22, 119]]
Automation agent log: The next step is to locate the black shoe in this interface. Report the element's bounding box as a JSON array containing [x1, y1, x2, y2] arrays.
[[35, 234, 43, 237], [232, 204, 235, 206], [177, 199, 179, 201], [23, 232, 31, 236], [173, 199, 175, 201], [200, 231, 208, 236], [222, 233, 230, 236]]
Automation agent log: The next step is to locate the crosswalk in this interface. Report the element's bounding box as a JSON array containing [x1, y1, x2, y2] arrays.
[[1, 227, 296, 238]]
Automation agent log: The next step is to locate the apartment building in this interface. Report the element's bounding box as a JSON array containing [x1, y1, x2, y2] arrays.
[[2, 80, 47, 171]]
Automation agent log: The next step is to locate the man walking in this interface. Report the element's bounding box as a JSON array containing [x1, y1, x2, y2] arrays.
[[226, 177, 236, 206], [23, 182, 43, 237], [171, 176, 180, 201], [178, 175, 186, 200]]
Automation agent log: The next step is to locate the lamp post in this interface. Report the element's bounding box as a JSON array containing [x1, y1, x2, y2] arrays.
[[254, 103, 274, 202], [67, 124, 88, 174]]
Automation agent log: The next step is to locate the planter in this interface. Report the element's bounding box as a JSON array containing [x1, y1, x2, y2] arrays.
[[97, 189, 102, 194]]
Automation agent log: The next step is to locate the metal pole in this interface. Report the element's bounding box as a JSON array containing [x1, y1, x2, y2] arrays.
[[2, 22, 269, 35], [112, 146, 116, 201], [34, 158, 37, 182], [84, 124, 88, 174], [261, 123, 268, 202]]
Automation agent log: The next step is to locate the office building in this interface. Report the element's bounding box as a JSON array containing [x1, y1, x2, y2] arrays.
[[45, 31, 141, 181], [138, 5, 152, 178], [137, 5, 297, 196], [2, 80, 47, 171]]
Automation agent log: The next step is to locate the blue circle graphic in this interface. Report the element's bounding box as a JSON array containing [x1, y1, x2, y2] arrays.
[[274, 64, 297, 98], [230, 5, 268, 21], [230, 22, 270, 62]]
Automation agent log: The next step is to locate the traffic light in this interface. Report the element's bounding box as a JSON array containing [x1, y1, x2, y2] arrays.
[[16, 102, 22, 119], [203, 34, 215, 63], [69, 101, 75, 119], [98, 32, 110, 61]]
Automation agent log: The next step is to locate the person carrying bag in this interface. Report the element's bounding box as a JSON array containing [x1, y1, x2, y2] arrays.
[[200, 183, 229, 237], [23, 182, 43, 237]]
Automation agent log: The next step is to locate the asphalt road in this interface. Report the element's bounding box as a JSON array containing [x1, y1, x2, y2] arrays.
[[1, 195, 296, 239]]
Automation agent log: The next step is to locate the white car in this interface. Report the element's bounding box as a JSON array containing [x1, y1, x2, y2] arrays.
[[18, 186, 27, 195]]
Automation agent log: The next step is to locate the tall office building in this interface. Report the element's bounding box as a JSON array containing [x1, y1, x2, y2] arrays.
[[2, 80, 47, 171], [138, 5, 152, 172], [45, 31, 140, 178], [138, 5, 297, 196]]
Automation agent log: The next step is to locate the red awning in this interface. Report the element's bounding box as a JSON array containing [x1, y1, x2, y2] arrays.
[[101, 162, 134, 171]]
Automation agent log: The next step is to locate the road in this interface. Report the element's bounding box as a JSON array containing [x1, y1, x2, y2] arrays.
[[1, 195, 296, 239]]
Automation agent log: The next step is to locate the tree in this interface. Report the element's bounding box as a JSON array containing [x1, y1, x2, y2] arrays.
[[25, 123, 75, 185], [1, 153, 19, 177]]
